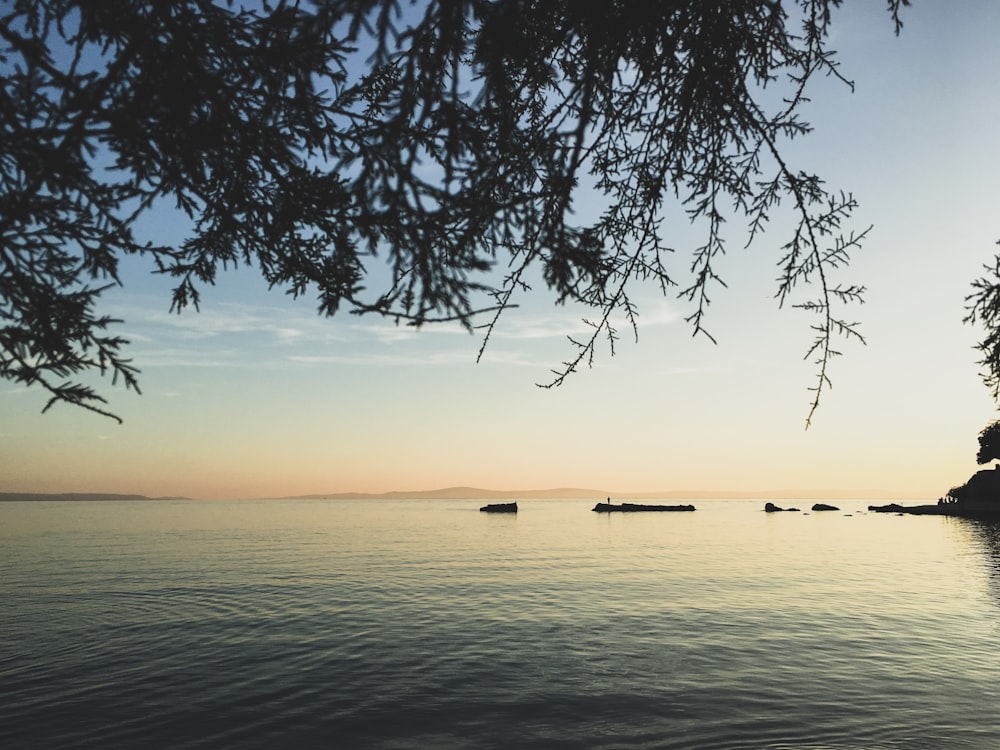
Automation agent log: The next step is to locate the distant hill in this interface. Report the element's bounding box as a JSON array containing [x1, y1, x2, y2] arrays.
[[1, 487, 930, 502], [284, 486, 896, 501], [289, 487, 608, 500], [0, 492, 188, 502]]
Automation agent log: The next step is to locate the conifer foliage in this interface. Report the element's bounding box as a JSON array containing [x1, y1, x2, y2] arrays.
[[976, 421, 1000, 465], [2, 1, 911, 421]]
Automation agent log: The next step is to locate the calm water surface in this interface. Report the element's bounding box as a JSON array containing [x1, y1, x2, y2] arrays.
[[3, 498, 1000, 749]]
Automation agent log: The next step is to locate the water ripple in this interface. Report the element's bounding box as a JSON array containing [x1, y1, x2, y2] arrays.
[[3, 499, 1000, 749]]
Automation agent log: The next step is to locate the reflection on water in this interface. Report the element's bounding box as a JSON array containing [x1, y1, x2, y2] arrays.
[[3, 498, 1000, 749], [958, 517, 1000, 606]]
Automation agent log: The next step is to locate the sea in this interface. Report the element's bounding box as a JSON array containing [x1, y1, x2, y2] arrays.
[[3, 497, 1000, 749]]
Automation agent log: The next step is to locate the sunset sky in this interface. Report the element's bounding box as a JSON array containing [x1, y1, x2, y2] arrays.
[[3, 2, 1000, 500]]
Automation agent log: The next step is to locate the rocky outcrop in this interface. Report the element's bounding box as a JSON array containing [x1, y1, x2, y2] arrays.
[[868, 503, 947, 515], [764, 502, 799, 513], [947, 466, 1000, 511], [866, 465, 1000, 518], [593, 502, 696, 512], [480, 502, 517, 513], [882, 466, 1000, 518], [811, 503, 840, 512]]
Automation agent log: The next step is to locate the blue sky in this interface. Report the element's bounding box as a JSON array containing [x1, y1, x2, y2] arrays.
[[3, 1, 1000, 499]]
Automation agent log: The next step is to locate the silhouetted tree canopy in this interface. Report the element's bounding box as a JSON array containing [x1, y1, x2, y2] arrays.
[[977, 421, 1000, 465], [2, 0, 917, 422], [966, 242, 1000, 401]]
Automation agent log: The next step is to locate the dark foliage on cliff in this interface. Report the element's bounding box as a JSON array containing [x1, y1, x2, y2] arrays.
[[977, 421, 1000, 465]]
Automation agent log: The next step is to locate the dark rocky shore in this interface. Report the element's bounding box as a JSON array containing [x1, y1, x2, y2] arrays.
[[871, 465, 1000, 518], [867, 502, 1000, 518], [868, 503, 952, 515]]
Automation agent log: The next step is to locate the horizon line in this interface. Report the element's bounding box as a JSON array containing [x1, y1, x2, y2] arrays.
[[0, 485, 938, 502]]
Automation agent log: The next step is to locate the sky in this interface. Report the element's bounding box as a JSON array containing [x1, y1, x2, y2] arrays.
[[3, 2, 1000, 500]]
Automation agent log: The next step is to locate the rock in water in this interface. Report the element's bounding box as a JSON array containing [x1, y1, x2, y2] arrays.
[[480, 502, 517, 513], [593, 502, 695, 512], [764, 502, 800, 513]]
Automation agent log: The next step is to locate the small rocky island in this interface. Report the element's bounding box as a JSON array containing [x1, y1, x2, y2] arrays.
[[764, 502, 799, 512], [764, 502, 839, 513], [593, 500, 696, 512], [480, 502, 517, 513]]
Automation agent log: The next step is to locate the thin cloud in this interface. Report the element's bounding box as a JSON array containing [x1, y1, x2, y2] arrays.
[[102, 289, 685, 373], [487, 297, 683, 341], [288, 343, 485, 366], [109, 297, 332, 342]]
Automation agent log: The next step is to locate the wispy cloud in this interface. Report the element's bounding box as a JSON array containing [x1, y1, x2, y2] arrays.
[[1, 386, 32, 396], [288, 349, 477, 367], [488, 297, 684, 342], [101, 290, 687, 372], [121, 306, 308, 341]]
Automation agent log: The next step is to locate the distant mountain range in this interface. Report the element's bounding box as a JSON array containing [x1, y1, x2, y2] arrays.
[[2, 487, 930, 502], [0, 492, 188, 502], [284, 486, 905, 500], [291, 487, 613, 500]]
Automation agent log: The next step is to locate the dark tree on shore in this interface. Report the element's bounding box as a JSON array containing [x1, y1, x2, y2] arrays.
[[976, 421, 1000, 465], [1, 0, 915, 422]]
